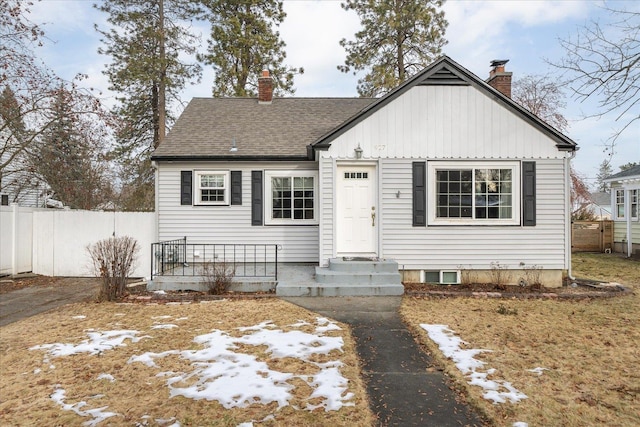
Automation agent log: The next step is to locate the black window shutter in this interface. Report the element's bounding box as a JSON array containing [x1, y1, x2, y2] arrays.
[[522, 161, 536, 226], [412, 162, 426, 226], [231, 171, 242, 205], [180, 171, 193, 205], [251, 171, 263, 225]]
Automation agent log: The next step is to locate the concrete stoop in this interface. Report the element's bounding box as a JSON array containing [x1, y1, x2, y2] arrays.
[[276, 258, 404, 297]]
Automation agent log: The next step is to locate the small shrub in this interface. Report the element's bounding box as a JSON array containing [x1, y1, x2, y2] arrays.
[[201, 260, 236, 295], [497, 304, 518, 316], [458, 265, 478, 289], [523, 264, 543, 287], [87, 236, 139, 301], [489, 261, 512, 290]]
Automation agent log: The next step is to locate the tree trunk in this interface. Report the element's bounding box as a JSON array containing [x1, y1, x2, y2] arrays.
[[157, 0, 166, 147]]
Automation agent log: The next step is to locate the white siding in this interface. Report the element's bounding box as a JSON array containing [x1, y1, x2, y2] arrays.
[[316, 84, 571, 271], [320, 85, 565, 161], [378, 159, 568, 270], [157, 161, 319, 263], [318, 157, 333, 266]]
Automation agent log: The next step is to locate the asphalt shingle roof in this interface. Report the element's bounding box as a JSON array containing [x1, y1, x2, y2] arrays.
[[152, 97, 376, 159], [605, 165, 640, 181]]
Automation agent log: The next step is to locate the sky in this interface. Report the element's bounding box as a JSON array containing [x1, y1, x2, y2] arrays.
[[26, 0, 639, 185]]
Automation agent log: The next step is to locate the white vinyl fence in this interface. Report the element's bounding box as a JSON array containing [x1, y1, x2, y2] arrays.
[[0, 205, 156, 278]]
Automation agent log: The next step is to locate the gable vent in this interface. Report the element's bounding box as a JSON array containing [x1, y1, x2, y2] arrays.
[[419, 66, 470, 86]]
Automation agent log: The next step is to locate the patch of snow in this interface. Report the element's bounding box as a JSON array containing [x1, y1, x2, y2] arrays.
[[153, 290, 167, 295], [237, 423, 253, 427], [72, 315, 86, 319], [129, 318, 353, 412], [128, 351, 180, 368], [527, 367, 548, 376], [175, 317, 189, 321], [114, 313, 125, 317], [152, 315, 172, 319], [51, 386, 118, 426], [513, 422, 528, 427], [34, 368, 41, 374], [97, 373, 115, 382], [314, 317, 342, 333], [30, 330, 146, 358], [151, 324, 178, 330], [421, 324, 527, 404]]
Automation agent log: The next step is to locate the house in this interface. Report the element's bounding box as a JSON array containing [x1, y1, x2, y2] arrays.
[[588, 191, 612, 220], [605, 165, 640, 257], [150, 56, 577, 293]]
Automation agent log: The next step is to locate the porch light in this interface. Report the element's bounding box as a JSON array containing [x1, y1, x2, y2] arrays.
[[354, 144, 363, 159]]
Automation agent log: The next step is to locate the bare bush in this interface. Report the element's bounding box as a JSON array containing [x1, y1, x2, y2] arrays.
[[523, 264, 544, 290], [201, 260, 236, 295], [87, 236, 139, 301], [489, 261, 512, 290], [458, 265, 478, 289]]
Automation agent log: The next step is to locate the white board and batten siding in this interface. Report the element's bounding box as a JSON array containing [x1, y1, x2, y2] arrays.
[[319, 85, 571, 271], [157, 161, 319, 263]]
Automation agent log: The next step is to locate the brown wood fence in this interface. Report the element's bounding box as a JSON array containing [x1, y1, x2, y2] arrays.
[[571, 220, 613, 252]]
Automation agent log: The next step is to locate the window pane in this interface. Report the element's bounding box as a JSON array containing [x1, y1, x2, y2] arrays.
[[436, 169, 472, 218], [271, 175, 314, 221]]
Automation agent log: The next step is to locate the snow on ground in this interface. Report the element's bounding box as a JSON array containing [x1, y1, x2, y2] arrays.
[[30, 330, 147, 357], [29, 317, 354, 426], [421, 324, 527, 404], [51, 387, 118, 426], [129, 318, 353, 412], [72, 315, 86, 319], [527, 367, 548, 376]]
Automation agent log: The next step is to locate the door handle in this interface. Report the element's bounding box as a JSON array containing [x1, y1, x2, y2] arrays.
[[371, 211, 375, 226]]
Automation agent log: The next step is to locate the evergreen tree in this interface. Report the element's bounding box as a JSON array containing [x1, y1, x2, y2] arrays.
[[339, 0, 448, 97], [96, 0, 202, 210], [619, 162, 638, 172], [595, 160, 613, 193], [34, 86, 112, 209], [199, 0, 302, 97]]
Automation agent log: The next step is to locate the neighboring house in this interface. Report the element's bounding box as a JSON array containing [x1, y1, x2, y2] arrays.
[[0, 143, 51, 207], [151, 56, 577, 288], [588, 191, 612, 220], [605, 165, 640, 257]]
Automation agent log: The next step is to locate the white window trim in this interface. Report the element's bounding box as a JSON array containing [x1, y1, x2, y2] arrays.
[[613, 188, 639, 221], [264, 170, 319, 225], [194, 170, 230, 206], [428, 161, 521, 226]]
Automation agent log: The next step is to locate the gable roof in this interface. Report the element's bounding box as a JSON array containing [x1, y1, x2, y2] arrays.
[[151, 98, 375, 160], [604, 165, 640, 182], [313, 55, 577, 152]]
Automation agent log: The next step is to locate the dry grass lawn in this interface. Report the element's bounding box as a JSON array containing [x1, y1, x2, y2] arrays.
[[402, 253, 640, 427], [0, 299, 374, 426]]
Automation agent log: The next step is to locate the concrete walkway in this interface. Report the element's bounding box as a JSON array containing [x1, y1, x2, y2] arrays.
[[283, 296, 484, 427]]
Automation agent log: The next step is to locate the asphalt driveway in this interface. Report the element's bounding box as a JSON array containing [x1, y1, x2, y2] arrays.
[[0, 278, 100, 327]]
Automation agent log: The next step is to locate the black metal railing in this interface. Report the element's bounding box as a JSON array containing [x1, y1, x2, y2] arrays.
[[151, 238, 278, 280]]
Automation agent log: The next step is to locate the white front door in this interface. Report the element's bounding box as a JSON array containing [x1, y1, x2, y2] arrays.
[[336, 165, 377, 255]]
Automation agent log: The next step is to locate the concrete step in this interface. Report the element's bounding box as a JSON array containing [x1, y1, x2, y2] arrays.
[[315, 267, 402, 285], [276, 283, 405, 297], [326, 258, 399, 273]]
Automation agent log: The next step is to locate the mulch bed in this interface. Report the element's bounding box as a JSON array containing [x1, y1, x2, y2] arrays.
[[404, 280, 632, 300]]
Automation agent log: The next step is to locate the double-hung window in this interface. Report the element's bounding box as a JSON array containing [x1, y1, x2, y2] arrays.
[[615, 188, 639, 220], [429, 162, 520, 225], [195, 171, 229, 205], [265, 171, 318, 224]]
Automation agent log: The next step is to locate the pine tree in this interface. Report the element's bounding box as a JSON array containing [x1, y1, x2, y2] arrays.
[[35, 86, 112, 209], [96, 0, 202, 210], [595, 160, 613, 193], [339, 0, 448, 97], [199, 0, 303, 97]]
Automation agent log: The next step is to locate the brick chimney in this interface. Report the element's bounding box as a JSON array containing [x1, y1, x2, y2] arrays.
[[258, 70, 273, 104], [486, 59, 512, 98]]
